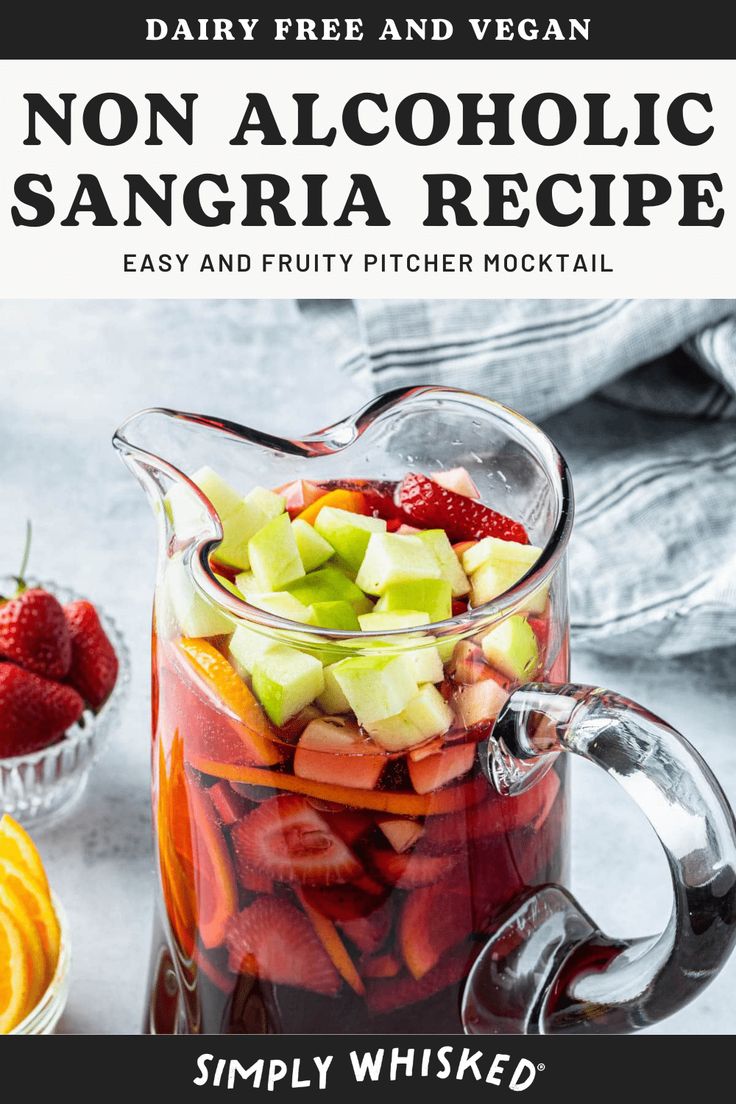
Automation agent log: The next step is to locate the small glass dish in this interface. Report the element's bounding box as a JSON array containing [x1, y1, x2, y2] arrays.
[[0, 579, 130, 829], [10, 894, 70, 1034]]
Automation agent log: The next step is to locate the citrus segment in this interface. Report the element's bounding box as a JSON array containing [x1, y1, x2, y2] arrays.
[[0, 904, 32, 1034], [0, 815, 49, 892], [0, 858, 60, 969]]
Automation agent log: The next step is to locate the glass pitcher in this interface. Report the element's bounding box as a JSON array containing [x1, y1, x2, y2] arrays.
[[113, 386, 736, 1035]]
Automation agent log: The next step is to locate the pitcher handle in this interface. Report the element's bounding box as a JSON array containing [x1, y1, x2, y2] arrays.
[[461, 683, 736, 1034]]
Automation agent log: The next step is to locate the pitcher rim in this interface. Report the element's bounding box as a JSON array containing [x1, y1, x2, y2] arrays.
[[113, 385, 574, 640]]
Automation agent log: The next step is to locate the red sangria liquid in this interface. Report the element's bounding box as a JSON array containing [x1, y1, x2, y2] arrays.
[[146, 471, 569, 1034]]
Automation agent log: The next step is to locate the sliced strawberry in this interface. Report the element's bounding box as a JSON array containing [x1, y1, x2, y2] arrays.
[[431, 467, 480, 499], [225, 897, 341, 995], [361, 953, 401, 979], [208, 780, 251, 826], [0, 587, 72, 680], [231, 795, 364, 886], [397, 473, 528, 544], [369, 846, 457, 888], [64, 599, 118, 709], [338, 902, 392, 955], [528, 615, 550, 654], [300, 883, 388, 922], [299, 894, 365, 995], [451, 598, 469, 617], [0, 662, 84, 757], [366, 945, 474, 1014], [400, 880, 473, 978], [237, 866, 275, 896]]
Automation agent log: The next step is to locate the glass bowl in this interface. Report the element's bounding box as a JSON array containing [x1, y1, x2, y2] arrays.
[[9, 893, 70, 1034], [0, 579, 130, 829]]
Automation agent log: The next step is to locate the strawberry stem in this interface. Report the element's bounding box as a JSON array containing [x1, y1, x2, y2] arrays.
[[11, 521, 32, 595]]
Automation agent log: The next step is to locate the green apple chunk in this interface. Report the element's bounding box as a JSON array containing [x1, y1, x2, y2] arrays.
[[481, 615, 539, 681], [375, 578, 452, 623], [463, 536, 542, 578], [358, 610, 430, 632], [317, 663, 352, 713], [332, 653, 418, 725], [245, 486, 285, 522], [251, 645, 325, 726], [165, 466, 242, 536], [247, 591, 315, 623], [285, 566, 366, 608], [292, 518, 335, 572], [314, 507, 387, 571], [364, 684, 454, 751], [248, 513, 305, 591], [234, 570, 259, 596], [229, 624, 278, 674], [355, 533, 442, 596], [164, 552, 234, 637], [310, 601, 360, 631], [347, 633, 444, 685], [416, 530, 470, 597], [470, 559, 549, 613]]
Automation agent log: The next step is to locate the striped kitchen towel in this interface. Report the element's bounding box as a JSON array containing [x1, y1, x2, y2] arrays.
[[300, 299, 736, 657]]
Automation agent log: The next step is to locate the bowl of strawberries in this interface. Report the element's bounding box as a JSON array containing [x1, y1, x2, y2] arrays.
[[0, 528, 129, 827]]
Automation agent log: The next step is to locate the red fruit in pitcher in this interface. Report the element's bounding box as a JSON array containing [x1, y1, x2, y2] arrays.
[[301, 883, 387, 922], [0, 588, 71, 680], [369, 847, 457, 888], [0, 663, 84, 757], [397, 473, 528, 544], [400, 879, 473, 978], [366, 946, 475, 1014], [339, 903, 392, 955], [64, 600, 119, 709], [231, 795, 363, 886], [225, 897, 341, 995]]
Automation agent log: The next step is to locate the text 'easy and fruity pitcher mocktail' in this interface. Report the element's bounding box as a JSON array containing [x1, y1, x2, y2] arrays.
[[149, 465, 569, 1034]]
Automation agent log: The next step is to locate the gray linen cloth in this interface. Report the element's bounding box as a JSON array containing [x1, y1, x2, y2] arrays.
[[300, 299, 736, 657]]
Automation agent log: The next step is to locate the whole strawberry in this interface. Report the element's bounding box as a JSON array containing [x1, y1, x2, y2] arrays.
[[64, 600, 119, 710], [0, 663, 84, 757], [0, 588, 72, 680]]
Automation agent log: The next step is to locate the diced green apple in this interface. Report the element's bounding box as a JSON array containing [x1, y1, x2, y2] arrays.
[[314, 507, 387, 571], [214, 573, 244, 599], [364, 684, 454, 751], [358, 610, 430, 632], [248, 513, 305, 591], [309, 601, 360, 631], [165, 466, 242, 536], [317, 663, 353, 713], [234, 570, 260, 596], [294, 717, 386, 790], [355, 534, 441, 596], [453, 679, 509, 728], [245, 486, 285, 522], [481, 615, 539, 681], [346, 633, 444, 685], [247, 591, 315, 623], [163, 552, 235, 637], [416, 530, 470, 597], [469, 559, 549, 613], [285, 566, 365, 608], [332, 654, 418, 725], [251, 645, 325, 726], [229, 624, 278, 674], [463, 537, 541, 578], [292, 518, 335, 572], [374, 578, 452, 623]]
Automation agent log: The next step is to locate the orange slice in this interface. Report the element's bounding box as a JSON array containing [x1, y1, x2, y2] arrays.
[[0, 880, 47, 1011], [0, 904, 32, 1034], [0, 815, 49, 892], [297, 489, 366, 526], [0, 859, 60, 973], [177, 638, 280, 767], [299, 893, 365, 995], [187, 757, 488, 817]]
